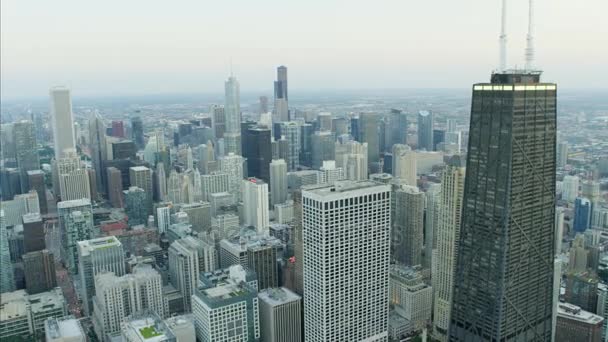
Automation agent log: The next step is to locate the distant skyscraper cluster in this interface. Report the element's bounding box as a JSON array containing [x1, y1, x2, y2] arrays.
[[3, 3, 607, 342]]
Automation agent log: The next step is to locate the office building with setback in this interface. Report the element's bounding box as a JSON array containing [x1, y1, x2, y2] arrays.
[[168, 236, 217, 312], [192, 265, 260, 342], [303, 181, 391, 341], [431, 156, 466, 341], [449, 72, 557, 341], [92, 266, 164, 341], [77, 236, 126, 316], [57, 199, 93, 274]]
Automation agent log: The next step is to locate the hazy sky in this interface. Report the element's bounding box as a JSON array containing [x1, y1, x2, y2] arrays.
[[2, 0, 607, 99]]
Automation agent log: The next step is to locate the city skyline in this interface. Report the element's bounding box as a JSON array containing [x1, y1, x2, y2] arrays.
[[1, 1, 607, 342], [2, 0, 608, 100]]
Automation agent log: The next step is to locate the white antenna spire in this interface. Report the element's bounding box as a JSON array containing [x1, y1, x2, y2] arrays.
[[525, 0, 536, 70], [499, 0, 508, 72]]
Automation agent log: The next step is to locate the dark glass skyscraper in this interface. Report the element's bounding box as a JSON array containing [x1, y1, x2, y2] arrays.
[[243, 126, 272, 183], [449, 72, 557, 341], [131, 116, 144, 149], [274, 66, 289, 122], [358, 113, 379, 166], [417, 110, 434, 151]]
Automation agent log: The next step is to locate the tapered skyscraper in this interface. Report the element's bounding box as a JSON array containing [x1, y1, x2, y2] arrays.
[[274, 65, 289, 122], [449, 72, 557, 341], [432, 156, 465, 341], [50, 87, 76, 159], [88, 112, 107, 193], [224, 75, 242, 155]]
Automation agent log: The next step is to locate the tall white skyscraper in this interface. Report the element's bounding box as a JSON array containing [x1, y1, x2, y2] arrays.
[[156, 205, 171, 234], [303, 181, 391, 341], [224, 75, 242, 155], [50, 87, 76, 159], [270, 159, 288, 206], [424, 182, 441, 269], [242, 178, 270, 234], [562, 175, 580, 203], [56, 151, 91, 201], [155, 162, 167, 201], [392, 144, 417, 186], [77, 236, 125, 315], [431, 157, 465, 342]]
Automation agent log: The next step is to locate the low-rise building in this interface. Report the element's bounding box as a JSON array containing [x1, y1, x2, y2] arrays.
[[45, 315, 86, 342], [122, 311, 175, 342], [0, 288, 67, 340]]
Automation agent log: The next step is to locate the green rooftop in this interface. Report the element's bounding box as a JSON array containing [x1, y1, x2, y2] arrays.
[[139, 326, 162, 339]]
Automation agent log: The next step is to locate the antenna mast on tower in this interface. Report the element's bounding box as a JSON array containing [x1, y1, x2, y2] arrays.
[[499, 0, 508, 72], [524, 0, 536, 70]]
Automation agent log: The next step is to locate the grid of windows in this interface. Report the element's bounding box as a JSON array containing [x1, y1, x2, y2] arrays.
[[450, 77, 557, 341], [303, 182, 391, 342]]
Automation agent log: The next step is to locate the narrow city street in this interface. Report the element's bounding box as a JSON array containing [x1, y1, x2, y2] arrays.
[[55, 262, 82, 318]]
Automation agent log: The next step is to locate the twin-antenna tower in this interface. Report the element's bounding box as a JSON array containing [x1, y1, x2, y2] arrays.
[[499, 0, 537, 72]]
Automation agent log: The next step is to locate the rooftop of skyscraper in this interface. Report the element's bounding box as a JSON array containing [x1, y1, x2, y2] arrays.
[[130, 165, 150, 171], [303, 180, 388, 197], [77, 236, 122, 256], [557, 303, 604, 324], [28, 287, 65, 314], [258, 287, 301, 307], [45, 316, 86, 341], [122, 311, 175, 342], [57, 198, 91, 209], [22, 212, 42, 224]]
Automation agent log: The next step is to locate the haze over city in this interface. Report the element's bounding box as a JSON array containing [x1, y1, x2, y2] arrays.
[[2, 0, 608, 99], [1, 1, 608, 342]]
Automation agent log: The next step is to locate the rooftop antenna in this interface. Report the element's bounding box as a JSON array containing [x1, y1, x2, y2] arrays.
[[524, 0, 536, 70], [230, 57, 234, 77], [499, 0, 508, 72]]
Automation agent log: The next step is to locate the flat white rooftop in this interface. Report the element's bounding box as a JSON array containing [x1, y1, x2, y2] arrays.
[[558, 303, 604, 325], [77, 236, 122, 256], [258, 287, 301, 307], [130, 166, 150, 171], [303, 180, 390, 201]]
